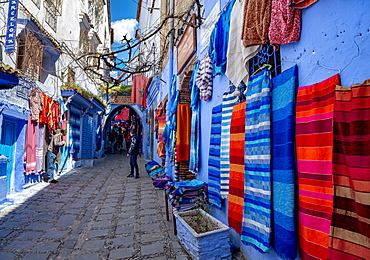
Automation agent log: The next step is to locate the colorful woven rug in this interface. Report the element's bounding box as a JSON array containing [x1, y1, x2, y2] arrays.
[[241, 68, 272, 253], [208, 104, 223, 209], [220, 85, 238, 198], [271, 65, 298, 259], [328, 79, 370, 259], [296, 74, 340, 260], [228, 101, 246, 234]]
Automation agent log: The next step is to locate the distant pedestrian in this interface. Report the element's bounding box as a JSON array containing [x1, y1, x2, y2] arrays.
[[45, 128, 66, 183], [127, 129, 142, 179]]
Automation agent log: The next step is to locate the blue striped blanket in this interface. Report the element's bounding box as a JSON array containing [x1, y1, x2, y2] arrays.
[[241, 68, 272, 253], [208, 104, 223, 208]]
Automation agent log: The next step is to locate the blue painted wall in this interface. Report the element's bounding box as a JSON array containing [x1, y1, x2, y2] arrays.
[[193, 0, 370, 260]]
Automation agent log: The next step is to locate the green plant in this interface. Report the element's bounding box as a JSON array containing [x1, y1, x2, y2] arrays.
[[182, 199, 217, 234]]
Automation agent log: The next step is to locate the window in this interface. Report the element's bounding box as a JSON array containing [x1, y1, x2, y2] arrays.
[[44, 0, 63, 31], [16, 30, 43, 81], [31, 0, 41, 8]]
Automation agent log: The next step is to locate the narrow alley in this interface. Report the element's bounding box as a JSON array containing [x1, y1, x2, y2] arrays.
[[0, 155, 190, 260]]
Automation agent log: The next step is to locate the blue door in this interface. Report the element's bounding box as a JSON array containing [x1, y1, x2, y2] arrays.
[[0, 117, 17, 192]]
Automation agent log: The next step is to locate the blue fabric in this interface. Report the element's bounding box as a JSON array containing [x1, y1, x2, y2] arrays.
[[208, 26, 224, 76], [163, 76, 178, 156], [208, 104, 222, 208], [146, 75, 161, 108], [215, 0, 235, 68], [271, 65, 298, 260], [189, 61, 200, 173], [241, 68, 272, 253]]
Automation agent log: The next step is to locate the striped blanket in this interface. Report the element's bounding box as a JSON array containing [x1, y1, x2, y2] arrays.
[[220, 85, 239, 198], [228, 101, 246, 234], [296, 74, 340, 260], [328, 80, 370, 259], [271, 65, 298, 259], [241, 68, 272, 252], [208, 104, 223, 209]]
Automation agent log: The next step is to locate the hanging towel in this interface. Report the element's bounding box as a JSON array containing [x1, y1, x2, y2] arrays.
[[225, 0, 260, 87], [25, 116, 37, 173], [241, 68, 272, 253], [29, 88, 44, 122], [228, 101, 246, 234], [328, 80, 370, 259], [220, 85, 239, 198], [296, 74, 339, 260], [271, 65, 298, 259], [269, 0, 301, 48], [196, 53, 213, 101], [242, 0, 272, 47], [36, 124, 45, 174], [291, 0, 319, 9], [176, 104, 191, 162], [190, 61, 200, 173], [208, 104, 223, 209]]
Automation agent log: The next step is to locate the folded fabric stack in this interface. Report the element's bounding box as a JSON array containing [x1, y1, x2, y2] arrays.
[[145, 160, 170, 189], [165, 179, 208, 211]]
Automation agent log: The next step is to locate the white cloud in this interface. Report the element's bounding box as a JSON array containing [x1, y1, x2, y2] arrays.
[[111, 19, 138, 43]]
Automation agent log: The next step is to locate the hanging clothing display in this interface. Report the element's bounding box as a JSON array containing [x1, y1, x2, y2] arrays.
[[189, 61, 200, 173], [36, 124, 45, 174], [220, 85, 238, 198], [271, 65, 298, 259], [225, 0, 260, 87], [328, 80, 370, 259], [208, 104, 223, 209], [269, 0, 301, 48], [29, 88, 44, 122], [241, 0, 272, 47], [25, 116, 37, 173], [228, 101, 246, 235], [214, 0, 236, 69], [39, 93, 51, 125], [291, 0, 319, 9], [121, 108, 130, 121], [196, 53, 213, 101], [241, 68, 272, 252], [175, 104, 191, 162], [296, 74, 340, 260]]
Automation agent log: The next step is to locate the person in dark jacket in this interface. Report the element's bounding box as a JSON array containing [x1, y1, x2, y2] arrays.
[[126, 129, 142, 179]]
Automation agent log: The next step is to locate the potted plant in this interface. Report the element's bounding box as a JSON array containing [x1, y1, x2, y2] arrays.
[[174, 208, 231, 260]]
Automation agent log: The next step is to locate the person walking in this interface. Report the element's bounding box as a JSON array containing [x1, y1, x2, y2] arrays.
[[45, 128, 66, 183], [126, 129, 141, 179]]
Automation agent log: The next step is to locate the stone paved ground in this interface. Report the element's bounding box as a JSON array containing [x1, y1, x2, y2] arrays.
[[0, 154, 244, 260]]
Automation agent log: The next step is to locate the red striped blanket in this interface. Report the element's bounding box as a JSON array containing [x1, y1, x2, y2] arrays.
[[228, 101, 246, 234], [328, 80, 370, 259], [296, 74, 340, 259]]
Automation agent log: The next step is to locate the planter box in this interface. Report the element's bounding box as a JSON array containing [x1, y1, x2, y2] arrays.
[[174, 209, 231, 260]]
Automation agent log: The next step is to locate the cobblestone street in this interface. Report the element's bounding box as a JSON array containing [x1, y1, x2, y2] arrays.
[[0, 154, 191, 260]]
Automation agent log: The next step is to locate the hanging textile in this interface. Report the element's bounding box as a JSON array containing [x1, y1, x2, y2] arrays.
[[269, 0, 301, 48], [225, 0, 260, 87], [39, 93, 51, 125], [36, 123, 45, 174], [208, 104, 223, 209], [271, 65, 298, 259], [176, 104, 191, 162], [241, 68, 272, 252], [121, 108, 130, 121], [189, 61, 200, 173], [157, 115, 167, 158], [215, 0, 236, 69], [29, 88, 44, 122], [146, 75, 161, 108], [25, 116, 37, 173], [296, 74, 340, 260], [220, 85, 238, 198], [228, 101, 246, 234], [291, 0, 319, 9], [196, 53, 213, 101], [328, 80, 370, 259], [242, 0, 272, 47]]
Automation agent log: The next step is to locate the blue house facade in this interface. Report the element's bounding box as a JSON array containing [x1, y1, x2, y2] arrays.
[[144, 0, 370, 259]]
